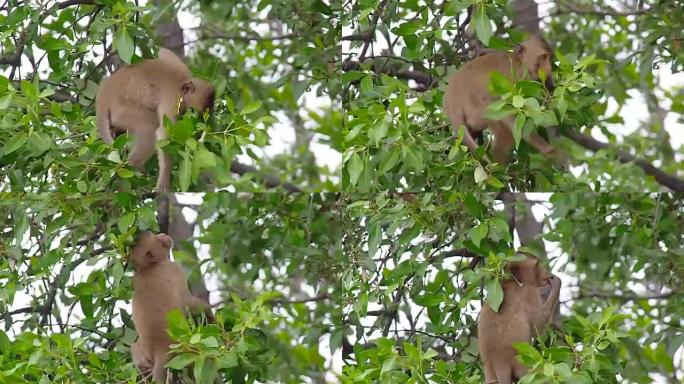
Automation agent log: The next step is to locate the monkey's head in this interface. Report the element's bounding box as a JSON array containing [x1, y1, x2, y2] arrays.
[[180, 78, 215, 116], [515, 35, 554, 91], [507, 254, 552, 287], [130, 231, 173, 272]]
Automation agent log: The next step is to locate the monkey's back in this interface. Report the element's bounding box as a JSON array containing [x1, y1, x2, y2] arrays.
[[132, 261, 191, 346], [478, 284, 542, 361], [443, 52, 522, 130], [98, 56, 192, 111]]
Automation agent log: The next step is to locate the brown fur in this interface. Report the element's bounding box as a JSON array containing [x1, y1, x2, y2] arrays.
[[96, 48, 214, 192], [477, 254, 561, 384], [443, 36, 555, 164], [130, 232, 213, 383]]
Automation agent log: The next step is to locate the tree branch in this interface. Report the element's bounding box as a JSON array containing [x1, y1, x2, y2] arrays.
[[57, 0, 95, 9], [562, 129, 684, 192], [577, 289, 677, 302], [341, 60, 437, 90], [358, 0, 389, 61], [230, 160, 301, 193]]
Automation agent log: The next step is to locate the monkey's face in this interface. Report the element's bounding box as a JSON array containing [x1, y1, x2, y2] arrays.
[[180, 78, 215, 116], [509, 256, 552, 287], [518, 37, 555, 91], [130, 232, 173, 271]]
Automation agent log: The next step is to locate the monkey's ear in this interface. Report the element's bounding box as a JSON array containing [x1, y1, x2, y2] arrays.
[[515, 44, 525, 56], [507, 262, 522, 282], [181, 81, 196, 95], [156, 234, 173, 249]]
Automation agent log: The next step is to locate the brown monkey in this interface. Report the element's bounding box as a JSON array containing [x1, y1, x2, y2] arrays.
[[96, 48, 214, 192], [130, 231, 214, 383], [443, 35, 555, 165], [478, 254, 561, 384]]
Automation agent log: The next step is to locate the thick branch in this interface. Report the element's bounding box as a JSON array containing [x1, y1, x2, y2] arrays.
[[273, 293, 330, 305], [563, 129, 684, 192], [202, 32, 296, 42], [230, 160, 301, 193], [342, 60, 437, 89], [57, 0, 95, 9], [577, 289, 676, 302]]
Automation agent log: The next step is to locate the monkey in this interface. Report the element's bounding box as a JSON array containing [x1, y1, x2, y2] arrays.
[[478, 254, 561, 384], [443, 35, 556, 165], [130, 231, 214, 383], [96, 48, 215, 192]]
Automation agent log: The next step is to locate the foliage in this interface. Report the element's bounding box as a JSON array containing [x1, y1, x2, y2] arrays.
[[0, 0, 341, 193], [0, 192, 342, 383], [339, 192, 684, 383], [340, 0, 684, 192]]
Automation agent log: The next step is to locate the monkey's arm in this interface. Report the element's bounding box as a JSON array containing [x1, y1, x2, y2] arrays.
[[155, 97, 178, 192], [541, 275, 561, 324], [186, 296, 215, 323]]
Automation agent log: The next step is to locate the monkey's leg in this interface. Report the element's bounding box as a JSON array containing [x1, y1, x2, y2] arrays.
[[512, 360, 529, 381], [524, 133, 554, 156], [483, 361, 498, 383], [152, 349, 170, 384], [493, 361, 513, 384], [490, 122, 514, 165], [110, 108, 159, 168]]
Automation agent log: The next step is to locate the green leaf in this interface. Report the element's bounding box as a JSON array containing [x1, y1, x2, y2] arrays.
[[367, 222, 381, 257], [179, 154, 191, 191], [403, 146, 423, 171], [166, 353, 195, 370], [117, 212, 135, 233], [489, 72, 511, 95], [113, 27, 134, 64], [193, 356, 205, 384], [378, 150, 400, 173], [116, 167, 135, 178], [347, 152, 364, 186], [368, 119, 389, 145], [194, 147, 217, 169], [200, 336, 218, 348], [199, 359, 217, 384], [240, 101, 262, 115], [513, 113, 525, 149], [485, 278, 503, 312], [474, 165, 487, 184], [543, 363, 554, 376], [107, 151, 122, 163], [472, 6, 492, 45], [28, 132, 51, 156], [512, 95, 524, 109], [216, 351, 238, 369], [469, 222, 488, 247], [2, 132, 27, 156], [168, 117, 193, 144]]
